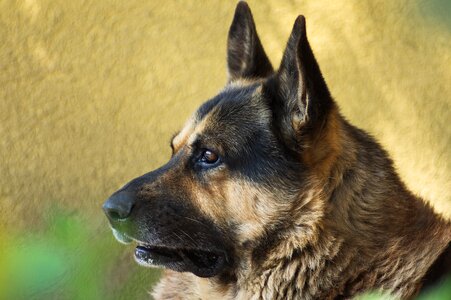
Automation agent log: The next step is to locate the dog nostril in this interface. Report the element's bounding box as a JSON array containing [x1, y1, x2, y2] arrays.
[[103, 191, 136, 221], [108, 210, 123, 221]]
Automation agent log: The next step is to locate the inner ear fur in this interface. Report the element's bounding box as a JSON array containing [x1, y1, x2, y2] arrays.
[[265, 16, 336, 153]]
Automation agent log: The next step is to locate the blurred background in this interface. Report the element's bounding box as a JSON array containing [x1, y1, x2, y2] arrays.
[[1, 0, 450, 299]]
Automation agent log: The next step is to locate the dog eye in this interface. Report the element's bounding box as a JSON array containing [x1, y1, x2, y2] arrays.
[[198, 149, 220, 166]]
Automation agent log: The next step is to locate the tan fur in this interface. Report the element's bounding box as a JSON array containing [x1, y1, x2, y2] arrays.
[[104, 4, 451, 299], [152, 106, 450, 300], [172, 116, 197, 153]]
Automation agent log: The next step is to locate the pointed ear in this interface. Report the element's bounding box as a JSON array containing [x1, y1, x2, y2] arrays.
[[227, 1, 273, 81], [267, 16, 334, 148]]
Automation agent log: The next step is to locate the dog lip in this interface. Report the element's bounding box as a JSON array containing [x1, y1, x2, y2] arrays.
[[111, 233, 230, 277], [135, 245, 183, 265], [111, 228, 133, 244], [134, 242, 227, 278]]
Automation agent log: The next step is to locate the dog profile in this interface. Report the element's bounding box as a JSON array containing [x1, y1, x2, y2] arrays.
[[103, 2, 450, 299]]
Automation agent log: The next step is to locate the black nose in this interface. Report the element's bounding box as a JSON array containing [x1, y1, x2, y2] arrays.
[[103, 191, 135, 221]]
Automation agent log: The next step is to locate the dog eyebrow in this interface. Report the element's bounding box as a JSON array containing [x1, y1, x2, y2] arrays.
[[170, 131, 180, 151]]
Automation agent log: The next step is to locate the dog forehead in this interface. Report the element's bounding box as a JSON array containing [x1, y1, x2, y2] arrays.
[[201, 86, 271, 146], [173, 83, 268, 150], [198, 84, 261, 119]]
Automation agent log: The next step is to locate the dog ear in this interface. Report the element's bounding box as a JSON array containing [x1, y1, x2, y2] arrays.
[[227, 1, 273, 81], [266, 16, 334, 150]]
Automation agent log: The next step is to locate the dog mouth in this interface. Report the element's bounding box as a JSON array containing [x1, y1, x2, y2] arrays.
[[110, 228, 227, 277], [134, 243, 226, 278]]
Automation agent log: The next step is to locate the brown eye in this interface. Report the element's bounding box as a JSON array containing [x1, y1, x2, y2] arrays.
[[199, 149, 220, 166]]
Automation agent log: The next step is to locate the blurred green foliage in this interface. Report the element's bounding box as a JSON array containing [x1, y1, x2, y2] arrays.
[[357, 276, 451, 300], [0, 209, 160, 299], [417, 277, 451, 300], [0, 0, 450, 299], [356, 291, 395, 300], [1, 208, 449, 299], [355, 277, 451, 300]]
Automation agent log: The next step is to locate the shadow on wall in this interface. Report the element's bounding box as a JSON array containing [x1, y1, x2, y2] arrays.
[[419, 0, 451, 28]]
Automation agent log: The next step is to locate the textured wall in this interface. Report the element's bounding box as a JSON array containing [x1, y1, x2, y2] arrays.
[[1, 0, 450, 298]]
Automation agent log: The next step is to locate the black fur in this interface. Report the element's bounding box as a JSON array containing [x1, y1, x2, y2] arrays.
[[227, 1, 273, 80]]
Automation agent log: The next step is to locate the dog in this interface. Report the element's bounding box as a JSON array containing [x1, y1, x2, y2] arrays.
[[103, 2, 450, 299]]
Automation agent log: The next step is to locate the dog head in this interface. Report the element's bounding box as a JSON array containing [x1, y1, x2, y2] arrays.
[[103, 1, 338, 279]]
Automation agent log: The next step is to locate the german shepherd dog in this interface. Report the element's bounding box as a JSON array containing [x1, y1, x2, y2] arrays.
[[103, 2, 450, 299]]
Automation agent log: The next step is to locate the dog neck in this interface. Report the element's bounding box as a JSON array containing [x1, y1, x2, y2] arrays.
[[204, 115, 449, 299], [153, 113, 450, 300]]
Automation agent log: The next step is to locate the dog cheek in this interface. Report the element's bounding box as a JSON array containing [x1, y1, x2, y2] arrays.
[[223, 181, 279, 243], [182, 175, 230, 227]]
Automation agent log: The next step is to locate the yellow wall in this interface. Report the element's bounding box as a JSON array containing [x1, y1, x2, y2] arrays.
[[1, 0, 450, 249], [1, 0, 450, 297]]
